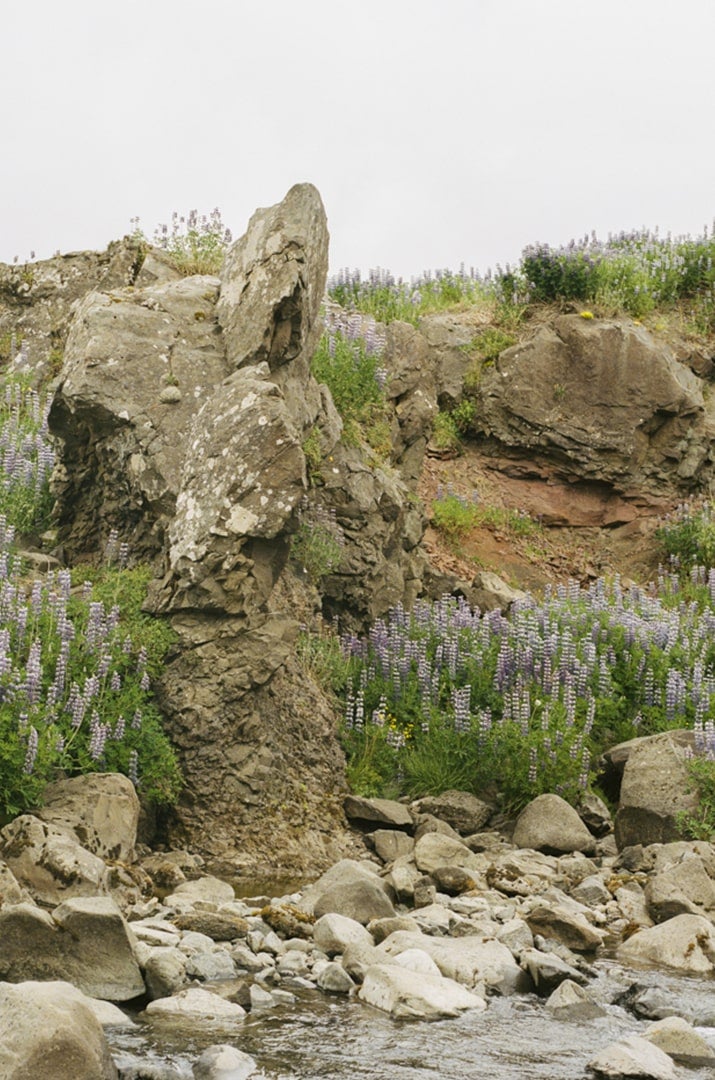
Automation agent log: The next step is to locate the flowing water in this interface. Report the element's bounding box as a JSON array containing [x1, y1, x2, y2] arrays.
[[110, 961, 715, 1079]]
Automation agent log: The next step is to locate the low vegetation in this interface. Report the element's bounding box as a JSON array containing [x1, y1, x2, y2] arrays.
[[131, 207, 233, 276]]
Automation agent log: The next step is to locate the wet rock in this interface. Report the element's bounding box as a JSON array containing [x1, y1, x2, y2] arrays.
[[143, 947, 188, 1000], [378, 930, 528, 995], [194, 1044, 258, 1079], [316, 962, 354, 993], [144, 986, 246, 1023], [0, 980, 118, 1080], [616, 914, 715, 974], [411, 790, 492, 835], [521, 949, 588, 995], [641, 1015, 715, 1065], [358, 962, 486, 1019], [587, 1034, 676, 1079], [512, 794, 597, 855], [545, 977, 606, 1019]]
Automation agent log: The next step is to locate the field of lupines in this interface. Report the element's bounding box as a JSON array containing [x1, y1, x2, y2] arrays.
[[337, 562, 715, 815], [328, 225, 715, 329]]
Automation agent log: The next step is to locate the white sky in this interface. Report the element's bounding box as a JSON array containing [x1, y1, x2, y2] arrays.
[[2, 0, 714, 279]]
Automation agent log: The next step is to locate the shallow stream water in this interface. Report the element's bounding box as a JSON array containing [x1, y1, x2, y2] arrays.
[[110, 961, 715, 1079]]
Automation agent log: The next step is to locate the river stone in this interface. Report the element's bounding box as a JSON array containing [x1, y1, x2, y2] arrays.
[[545, 977, 605, 1019], [171, 912, 249, 941], [521, 948, 587, 995], [0, 861, 29, 907], [525, 900, 605, 953], [413, 832, 477, 874], [431, 865, 478, 895], [644, 847, 715, 923], [587, 1034, 676, 1079], [0, 980, 118, 1080], [413, 813, 464, 842], [344, 795, 413, 829], [571, 874, 612, 907], [144, 986, 246, 1023], [616, 914, 715, 974], [370, 830, 415, 863], [358, 963, 486, 1019], [341, 941, 385, 980], [378, 930, 527, 994], [313, 912, 374, 955], [313, 878, 396, 924], [36, 772, 140, 863], [642, 1015, 715, 1065], [316, 961, 354, 993], [486, 849, 559, 895], [391, 948, 442, 977], [366, 915, 420, 944], [0, 814, 109, 906], [411, 790, 492, 835], [194, 1044, 258, 1079], [144, 947, 188, 1000], [615, 733, 698, 850], [165, 874, 235, 906], [185, 949, 237, 981], [512, 794, 596, 854], [0, 897, 144, 1001], [299, 859, 387, 914]]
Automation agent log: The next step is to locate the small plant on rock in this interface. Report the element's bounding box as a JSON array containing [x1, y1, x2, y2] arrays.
[[132, 208, 232, 276], [291, 501, 345, 583]]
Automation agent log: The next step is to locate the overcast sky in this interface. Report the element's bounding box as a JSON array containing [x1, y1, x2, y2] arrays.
[[2, 0, 714, 279]]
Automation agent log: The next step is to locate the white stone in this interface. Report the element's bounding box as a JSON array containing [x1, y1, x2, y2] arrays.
[[145, 986, 246, 1023], [358, 963, 486, 1019]]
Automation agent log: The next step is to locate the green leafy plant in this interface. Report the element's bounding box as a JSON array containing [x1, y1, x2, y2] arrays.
[[431, 491, 480, 540], [0, 377, 55, 534], [677, 754, 715, 840], [657, 499, 715, 571], [291, 502, 345, 583], [431, 412, 461, 454]]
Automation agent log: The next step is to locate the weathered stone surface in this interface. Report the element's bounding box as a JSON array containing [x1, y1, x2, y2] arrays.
[[413, 832, 478, 875], [411, 790, 492, 835], [144, 986, 246, 1023], [344, 795, 413, 829], [0, 862, 29, 907], [545, 977, 605, 1019], [521, 949, 587, 995], [0, 898, 144, 1000], [370, 830, 415, 863], [37, 772, 140, 863], [313, 878, 396, 925], [486, 850, 559, 896], [0, 814, 109, 906], [316, 961, 354, 994], [299, 859, 386, 914], [165, 875, 235, 906], [358, 962, 486, 1019], [144, 947, 188, 1000], [472, 315, 713, 496], [524, 898, 605, 953], [587, 1035, 676, 1079], [217, 182, 328, 433], [616, 914, 715, 974], [378, 930, 528, 995], [313, 912, 374, 956], [615, 733, 699, 849], [171, 912, 249, 942], [194, 1044, 258, 1080], [642, 1015, 715, 1065], [0, 980, 118, 1080], [645, 844, 715, 923], [512, 794, 596, 854]]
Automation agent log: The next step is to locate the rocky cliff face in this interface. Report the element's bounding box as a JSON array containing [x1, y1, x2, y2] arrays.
[[39, 184, 425, 869]]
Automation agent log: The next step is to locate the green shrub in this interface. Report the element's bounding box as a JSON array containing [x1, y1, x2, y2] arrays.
[[677, 754, 715, 840], [431, 492, 480, 539], [431, 412, 461, 454], [656, 499, 715, 571], [291, 503, 344, 582], [0, 377, 55, 535]]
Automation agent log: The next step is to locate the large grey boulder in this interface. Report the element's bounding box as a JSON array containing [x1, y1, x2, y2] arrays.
[[378, 930, 528, 995], [615, 733, 699, 849], [473, 315, 713, 497], [358, 963, 485, 1019], [313, 878, 396, 925], [642, 1016, 715, 1066], [313, 912, 374, 956], [644, 842, 715, 923], [0, 980, 118, 1080], [512, 793, 596, 854], [343, 795, 413, 829], [616, 914, 715, 974], [0, 815, 109, 906], [413, 831, 478, 875], [0, 897, 145, 1000], [36, 772, 140, 863], [411, 790, 491, 835]]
